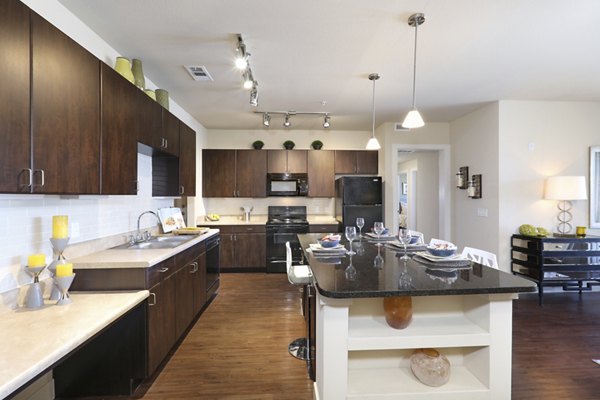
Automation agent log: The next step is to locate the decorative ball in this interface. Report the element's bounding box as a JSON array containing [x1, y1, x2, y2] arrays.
[[410, 348, 451, 387]]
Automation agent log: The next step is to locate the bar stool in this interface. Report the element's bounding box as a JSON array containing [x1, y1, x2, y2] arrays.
[[461, 246, 498, 269], [285, 241, 312, 360]]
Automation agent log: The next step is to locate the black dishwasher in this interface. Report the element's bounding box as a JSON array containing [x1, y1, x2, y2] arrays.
[[205, 234, 220, 299]]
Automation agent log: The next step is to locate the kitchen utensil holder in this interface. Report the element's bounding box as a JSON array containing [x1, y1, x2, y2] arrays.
[[48, 237, 70, 300], [24, 265, 46, 309]]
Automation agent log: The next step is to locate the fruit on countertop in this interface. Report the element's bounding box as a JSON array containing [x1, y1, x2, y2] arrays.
[[320, 234, 341, 242], [206, 213, 220, 221]]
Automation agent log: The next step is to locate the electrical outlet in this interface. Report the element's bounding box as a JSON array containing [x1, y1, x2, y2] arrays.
[[477, 208, 488, 217], [528, 142, 535, 152]]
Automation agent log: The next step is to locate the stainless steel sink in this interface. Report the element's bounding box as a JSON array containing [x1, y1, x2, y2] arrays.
[[111, 235, 196, 250]]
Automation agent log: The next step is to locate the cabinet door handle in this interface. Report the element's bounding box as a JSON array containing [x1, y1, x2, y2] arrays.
[[190, 262, 198, 273], [21, 168, 33, 190], [179, 185, 184, 195], [158, 267, 169, 273], [149, 292, 156, 306], [33, 169, 45, 189], [165, 139, 168, 148]]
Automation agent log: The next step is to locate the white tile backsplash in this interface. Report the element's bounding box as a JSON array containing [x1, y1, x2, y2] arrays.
[[203, 197, 335, 218], [0, 154, 174, 309]]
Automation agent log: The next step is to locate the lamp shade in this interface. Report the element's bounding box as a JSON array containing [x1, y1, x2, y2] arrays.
[[366, 137, 381, 150], [402, 109, 424, 129], [544, 176, 587, 200]]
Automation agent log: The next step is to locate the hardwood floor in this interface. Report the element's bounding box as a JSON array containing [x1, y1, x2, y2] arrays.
[[512, 291, 600, 400], [136, 274, 600, 399], [137, 273, 314, 400]]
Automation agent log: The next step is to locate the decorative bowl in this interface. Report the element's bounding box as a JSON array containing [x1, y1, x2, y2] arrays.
[[318, 239, 340, 248], [426, 246, 456, 257]]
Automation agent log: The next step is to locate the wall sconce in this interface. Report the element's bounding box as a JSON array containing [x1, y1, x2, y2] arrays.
[[468, 174, 482, 199], [456, 166, 469, 189]]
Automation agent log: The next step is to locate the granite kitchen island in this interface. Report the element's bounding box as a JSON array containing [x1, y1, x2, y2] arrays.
[[298, 234, 536, 400]]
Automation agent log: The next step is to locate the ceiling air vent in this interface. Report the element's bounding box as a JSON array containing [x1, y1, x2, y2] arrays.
[[184, 65, 213, 81], [394, 122, 410, 132]]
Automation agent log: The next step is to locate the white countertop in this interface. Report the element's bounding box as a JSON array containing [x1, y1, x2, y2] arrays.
[[0, 291, 149, 399], [71, 229, 219, 269]]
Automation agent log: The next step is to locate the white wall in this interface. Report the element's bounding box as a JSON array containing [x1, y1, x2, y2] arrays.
[[497, 100, 600, 268], [0, 1, 207, 302], [450, 103, 500, 262]]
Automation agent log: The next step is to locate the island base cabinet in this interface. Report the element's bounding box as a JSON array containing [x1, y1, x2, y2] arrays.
[[314, 293, 516, 400]]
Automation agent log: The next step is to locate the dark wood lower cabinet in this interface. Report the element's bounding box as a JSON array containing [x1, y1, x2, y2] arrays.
[[147, 272, 176, 375], [217, 225, 266, 271]]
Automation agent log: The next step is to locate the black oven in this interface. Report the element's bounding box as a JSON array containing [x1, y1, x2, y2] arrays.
[[266, 206, 309, 273], [205, 234, 220, 298], [267, 173, 308, 196]]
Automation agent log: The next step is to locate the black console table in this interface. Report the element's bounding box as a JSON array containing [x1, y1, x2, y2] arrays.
[[511, 234, 600, 305]]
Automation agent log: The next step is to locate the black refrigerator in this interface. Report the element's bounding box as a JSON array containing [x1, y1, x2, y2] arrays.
[[335, 176, 383, 231]]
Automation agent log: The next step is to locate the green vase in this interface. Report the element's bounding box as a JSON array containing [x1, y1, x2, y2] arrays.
[[114, 57, 134, 83], [155, 89, 169, 110], [131, 59, 145, 89], [144, 89, 156, 100]]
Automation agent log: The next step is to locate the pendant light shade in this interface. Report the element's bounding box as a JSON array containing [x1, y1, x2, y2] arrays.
[[366, 73, 381, 150], [402, 13, 425, 129]]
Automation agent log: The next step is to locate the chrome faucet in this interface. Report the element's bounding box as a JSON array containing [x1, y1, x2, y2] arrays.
[[135, 210, 161, 242]]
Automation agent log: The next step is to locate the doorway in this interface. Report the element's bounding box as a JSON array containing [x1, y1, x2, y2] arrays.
[[388, 144, 451, 241]]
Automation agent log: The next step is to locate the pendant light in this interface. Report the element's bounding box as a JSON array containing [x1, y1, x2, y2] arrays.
[[402, 13, 425, 129], [366, 73, 381, 150]]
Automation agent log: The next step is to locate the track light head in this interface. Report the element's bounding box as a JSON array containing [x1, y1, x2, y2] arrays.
[[262, 113, 270, 127], [250, 87, 258, 107], [235, 35, 248, 70], [243, 71, 254, 90], [283, 114, 291, 128], [323, 115, 331, 128]]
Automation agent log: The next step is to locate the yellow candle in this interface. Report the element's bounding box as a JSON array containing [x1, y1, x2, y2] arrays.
[[56, 263, 73, 277], [28, 254, 46, 267], [52, 215, 69, 239]]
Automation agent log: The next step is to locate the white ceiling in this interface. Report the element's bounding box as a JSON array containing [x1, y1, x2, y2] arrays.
[[58, 0, 600, 131]]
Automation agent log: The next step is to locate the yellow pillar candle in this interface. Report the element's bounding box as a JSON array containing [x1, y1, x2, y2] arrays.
[[52, 215, 69, 239], [56, 263, 73, 277], [28, 254, 46, 267]]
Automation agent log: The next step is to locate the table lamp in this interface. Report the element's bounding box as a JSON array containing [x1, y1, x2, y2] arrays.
[[544, 176, 587, 235]]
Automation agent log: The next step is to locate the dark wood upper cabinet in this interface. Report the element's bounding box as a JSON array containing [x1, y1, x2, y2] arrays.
[[308, 150, 335, 197], [267, 150, 307, 173], [137, 91, 162, 149], [179, 123, 196, 196], [0, 0, 30, 193], [356, 150, 378, 174], [161, 110, 180, 157], [203, 150, 236, 197], [100, 64, 139, 195], [236, 150, 267, 197], [31, 12, 101, 194], [334, 150, 378, 175]]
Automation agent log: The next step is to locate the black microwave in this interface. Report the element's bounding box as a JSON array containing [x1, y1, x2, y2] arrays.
[[267, 173, 309, 196]]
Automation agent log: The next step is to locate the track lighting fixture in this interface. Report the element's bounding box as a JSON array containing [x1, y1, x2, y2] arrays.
[[262, 113, 271, 127], [255, 111, 332, 129], [402, 13, 426, 129], [235, 34, 260, 103], [366, 73, 381, 150]]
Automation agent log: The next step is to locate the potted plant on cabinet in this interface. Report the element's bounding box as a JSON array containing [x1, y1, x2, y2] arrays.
[[283, 140, 295, 150], [311, 140, 323, 150], [252, 140, 264, 150]]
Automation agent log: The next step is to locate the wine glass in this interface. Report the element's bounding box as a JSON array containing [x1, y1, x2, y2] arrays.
[[356, 217, 365, 238], [345, 226, 357, 255], [398, 227, 412, 260], [373, 222, 385, 247], [345, 255, 357, 281], [373, 246, 384, 269]]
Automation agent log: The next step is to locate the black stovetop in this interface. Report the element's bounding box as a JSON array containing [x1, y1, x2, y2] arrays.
[[267, 206, 307, 225]]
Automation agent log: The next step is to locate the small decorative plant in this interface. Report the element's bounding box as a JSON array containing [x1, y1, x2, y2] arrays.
[[311, 140, 323, 150], [283, 140, 295, 150], [252, 140, 264, 150]]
